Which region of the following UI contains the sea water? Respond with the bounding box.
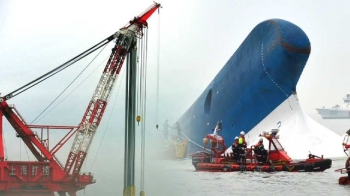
[80,119,350,196]
[82,155,349,196]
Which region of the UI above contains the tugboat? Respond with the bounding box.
[190,129,332,172]
[336,129,350,185]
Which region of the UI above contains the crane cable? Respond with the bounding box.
[32,56,110,125]
[139,12,159,195]
[136,29,140,126]
[139,26,148,196]
[155,8,160,130]
[30,43,109,124]
[136,20,143,126]
[3,35,114,100]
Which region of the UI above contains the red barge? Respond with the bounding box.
[190,129,332,172]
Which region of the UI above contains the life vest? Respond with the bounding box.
[238,138,243,145]
[255,142,264,150]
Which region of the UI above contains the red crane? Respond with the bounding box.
[0,2,161,196]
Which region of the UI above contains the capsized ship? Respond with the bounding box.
[176,19,345,159]
[316,93,350,119]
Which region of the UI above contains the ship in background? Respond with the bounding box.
[176,19,345,159]
[316,93,350,119]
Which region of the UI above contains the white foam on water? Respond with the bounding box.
[245,94,346,159]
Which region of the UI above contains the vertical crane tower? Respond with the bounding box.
[0,2,161,196]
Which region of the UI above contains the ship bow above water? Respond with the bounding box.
[177,19,345,159]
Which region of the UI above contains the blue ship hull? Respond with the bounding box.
[178,19,311,153]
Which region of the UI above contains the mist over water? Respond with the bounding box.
[1,1,350,195]
[78,120,350,196]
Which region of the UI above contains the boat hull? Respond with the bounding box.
[339,176,350,185]
[316,108,350,119]
[192,157,332,172]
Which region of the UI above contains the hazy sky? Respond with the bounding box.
[2,0,350,122]
[1,0,350,195]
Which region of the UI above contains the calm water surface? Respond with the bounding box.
[143,157,350,196]
[81,121,350,196]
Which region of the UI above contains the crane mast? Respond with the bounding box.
[64,3,161,177]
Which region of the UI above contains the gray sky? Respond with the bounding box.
[2,0,350,122]
[1,0,350,194]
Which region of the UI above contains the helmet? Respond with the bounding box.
[259,138,263,142]
[240,131,245,135]
[235,136,238,140]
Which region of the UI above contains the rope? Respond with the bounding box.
[24,142,30,161]
[19,140,30,161]
[180,132,211,152]
[31,43,109,124]
[162,131,211,153]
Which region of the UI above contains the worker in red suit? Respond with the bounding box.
[344,144,350,149]
[343,129,350,180]
[343,129,350,149]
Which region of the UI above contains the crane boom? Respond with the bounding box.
[64,2,161,177]
[0,3,161,195]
